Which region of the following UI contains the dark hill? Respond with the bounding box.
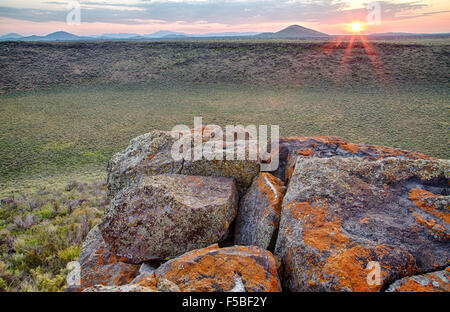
[256,25,329,39]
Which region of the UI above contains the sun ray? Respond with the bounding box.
[359,34,392,90]
[335,34,355,86]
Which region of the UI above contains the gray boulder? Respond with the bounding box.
[271,136,435,182]
[107,130,260,199]
[100,174,238,263]
[107,131,183,198]
[234,172,285,250]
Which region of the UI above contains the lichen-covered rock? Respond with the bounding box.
[106,131,183,198]
[155,244,282,292]
[71,225,140,291]
[234,173,285,250]
[100,175,238,263]
[129,272,181,292]
[275,157,449,292]
[182,159,259,196]
[386,268,449,292]
[82,284,157,292]
[180,127,260,195]
[271,136,435,182]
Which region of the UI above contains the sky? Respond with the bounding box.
[0,0,449,36]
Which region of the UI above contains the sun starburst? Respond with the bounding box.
[351,22,362,32]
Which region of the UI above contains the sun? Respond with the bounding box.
[351,22,362,32]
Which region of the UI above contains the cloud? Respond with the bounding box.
[0,0,446,26]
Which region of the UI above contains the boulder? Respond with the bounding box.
[179,127,260,195]
[271,136,435,182]
[181,159,259,196]
[155,244,282,292]
[275,157,449,292]
[107,131,183,198]
[71,225,140,291]
[107,129,260,198]
[234,173,285,250]
[100,174,238,263]
[82,285,156,292]
[130,272,181,292]
[386,268,449,292]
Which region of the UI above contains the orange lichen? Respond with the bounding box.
[95,246,130,265]
[158,245,280,292]
[339,142,435,160]
[322,245,417,292]
[280,136,434,160]
[359,217,370,224]
[412,212,449,239]
[283,200,421,291]
[409,189,449,224]
[81,262,139,290]
[296,149,315,157]
[284,149,315,181]
[144,154,155,162]
[323,245,380,291]
[285,201,349,251]
[339,142,363,154]
[131,272,158,289]
[256,173,284,226]
[393,270,450,292]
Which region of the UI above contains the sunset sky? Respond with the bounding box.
[0,0,449,36]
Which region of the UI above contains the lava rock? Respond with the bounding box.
[235,173,285,250]
[69,225,140,291]
[275,157,449,292]
[100,175,238,262]
[155,244,282,292]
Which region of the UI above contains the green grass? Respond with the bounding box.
[0,175,106,291]
[0,82,448,186]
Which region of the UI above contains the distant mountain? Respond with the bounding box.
[45,31,81,40]
[161,34,189,39]
[0,33,23,40]
[148,31,261,39]
[146,31,188,38]
[98,33,141,39]
[195,32,260,37]
[20,31,83,41]
[256,25,329,39]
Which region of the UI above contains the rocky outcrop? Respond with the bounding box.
[73,225,140,291]
[72,131,449,293]
[100,174,238,263]
[154,244,281,292]
[386,268,449,292]
[234,173,285,250]
[271,136,435,182]
[81,244,280,292]
[83,285,158,292]
[275,157,449,292]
